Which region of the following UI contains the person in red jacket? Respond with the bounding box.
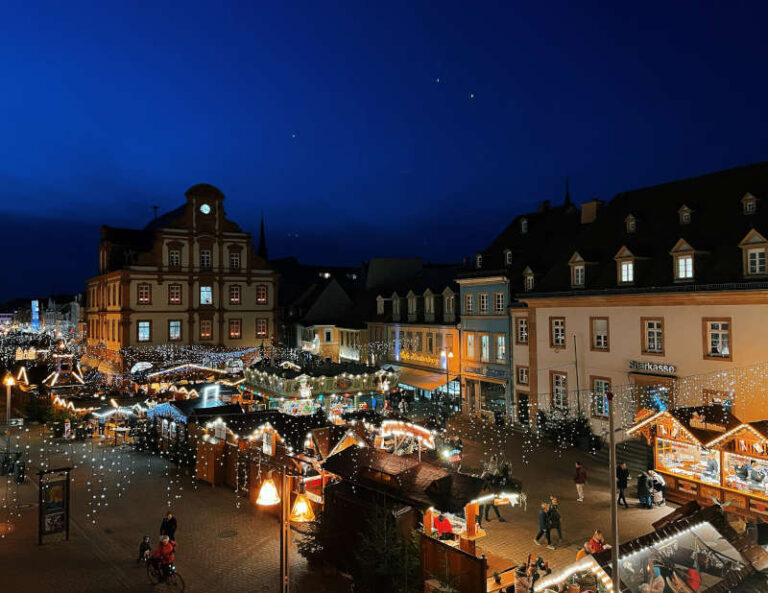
[149,535,176,581]
[574,461,588,502]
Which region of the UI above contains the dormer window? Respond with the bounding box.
[572,265,585,287]
[614,247,635,285]
[523,267,534,291]
[742,193,757,215]
[424,294,435,314]
[678,205,692,225]
[739,230,768,277]
[670,239,695,282]
[376,297,384,316]
[392,298,400,319]
[625,215,637,234]
[408,295,417,314]
[475,253,483,269]
[504,249,512,265]
[520,218,528,234]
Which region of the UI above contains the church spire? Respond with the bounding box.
[257,213,268,260]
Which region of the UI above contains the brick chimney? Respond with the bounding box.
[580,198,604,224]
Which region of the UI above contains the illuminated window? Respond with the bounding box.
[643,319,664,354]
[479,293,488,314]
[229,319,242,339]
[705,319,730,359]
[256,318,268,338]
[200,286,213,305]
[676,254,694,279]
[137,283,151,304]
[169,284,182,305]
[229,285,241,305]
[620,260,634,283]
[138,321,151,342]
[591,317,608,350]
[480,335,490,362]
[169,320,181,341]
[199,319,212,340]
[496,334,506,361]
[256,285,268,304]
[525,273,534,291]
[625,215,637,233]
[517,366,529,385]
[466,333,475,359]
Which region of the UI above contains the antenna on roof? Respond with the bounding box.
[152,205,159,220]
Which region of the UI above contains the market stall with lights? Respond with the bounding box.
[626,405,742,507]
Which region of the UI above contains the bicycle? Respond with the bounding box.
[147,561,185,592]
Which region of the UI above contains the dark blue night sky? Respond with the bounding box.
[0,1,766,301]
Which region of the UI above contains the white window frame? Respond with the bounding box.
[706,320,730,358]
[494,292,504,314]
[620,260,634,283]
[592,318,608,350]
[644,319,663,354]
[525,274,534,291]
[480,334,490,362]
[479,293,489,314]
[464,294,474,314]
[505,250,513,265]
[229,251,240,270]
[229,284,241,305]
[573,265,585,287]
[169,249,181,267]
[376,299,384,315]
[256,284,268,304]
[137,283,151,304]
[520,218,528,233]
[256,319,268,338]
[550,318,565,348]
[466,334,475,359]
[229,319,242,339]
[517,366,529,385]
[676,254,694,280]
[592,379,611,417]
[138,321,151,342]
[200,319,213,340]
[496,334,506,362]
[517,318,528,344]
[169,284,182,305]
[748,248,766,275]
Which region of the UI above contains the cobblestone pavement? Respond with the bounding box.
[0,428,347,593]
[445,416,672,571]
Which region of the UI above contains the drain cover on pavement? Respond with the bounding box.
[218,530,238,538]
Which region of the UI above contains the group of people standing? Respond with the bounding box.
[137,511,178,580]
[533,497,562,550]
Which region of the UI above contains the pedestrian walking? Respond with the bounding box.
[548,496,562,543]
[160,511,177,541]
[617,462,630,509]
[533,502,555,549]
[574,461,587,502]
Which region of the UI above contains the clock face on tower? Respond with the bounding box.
[200,203,211,214]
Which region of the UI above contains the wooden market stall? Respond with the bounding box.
[625,405,768,516]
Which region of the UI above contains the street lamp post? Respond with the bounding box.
[607,391,620,591]
[256,467,315,593]
[3,374,14,451]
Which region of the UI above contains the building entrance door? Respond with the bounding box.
[629,373,676,412]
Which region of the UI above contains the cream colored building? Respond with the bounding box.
[501,162,768,433]
[85,184,277,371]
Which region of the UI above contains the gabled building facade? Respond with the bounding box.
[85,184,277,371]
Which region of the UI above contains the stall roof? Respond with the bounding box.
[669,405,742,444]
[322,447,485,513]
[221,410,331,450]
[189,404,244,421]
[389,365,457,391]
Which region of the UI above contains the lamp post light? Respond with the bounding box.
[256,467,315,593]
[606,392,620,591]
[3,374,15,424]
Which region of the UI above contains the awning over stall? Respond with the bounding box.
[390,365,456,391]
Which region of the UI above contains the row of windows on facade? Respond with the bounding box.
[168,248,243,270]
[89,317,269,342]
[129,283,269,306]
[461,292,505,315]
[462,332,507,363]
[511,316,730,359]
[396,331,455,356]
[385,294,456,318]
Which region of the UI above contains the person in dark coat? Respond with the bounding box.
[534,502,554,549]
[548,496,562,542]
[637,472,653,509]
[574,461,587,502]
[617,462,630,509]
[160,511,177,541]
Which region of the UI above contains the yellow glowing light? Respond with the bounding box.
[289,493,315,523]
[256,478,280,506]
[3,375,15,387]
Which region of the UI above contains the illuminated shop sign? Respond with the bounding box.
[628,360,676,374]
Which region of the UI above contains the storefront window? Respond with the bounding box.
[724,452,768,499]
[656,438,719,484]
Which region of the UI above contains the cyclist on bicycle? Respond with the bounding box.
[149,535,176,581]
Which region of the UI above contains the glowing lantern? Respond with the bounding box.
[289,493,315,523]
[256,477,280,506]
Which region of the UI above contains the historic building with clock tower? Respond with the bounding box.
[84,183,277,373]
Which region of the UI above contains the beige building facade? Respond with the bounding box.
[86,184,277,370]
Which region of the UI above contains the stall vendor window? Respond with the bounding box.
[724,452,768,499]
[656,438,719,484]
